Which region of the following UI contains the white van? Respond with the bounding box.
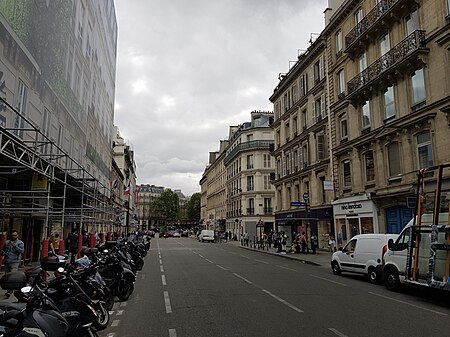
[331,233,399,283]
[198,230,215,243]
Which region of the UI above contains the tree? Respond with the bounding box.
[152,189,180,221]
[187,192,201,221]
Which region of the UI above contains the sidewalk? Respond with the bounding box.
[225,239,332,267]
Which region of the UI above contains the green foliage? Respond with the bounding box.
[187,193,201,221]
[152,189,180,221]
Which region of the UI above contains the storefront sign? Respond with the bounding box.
[31,173,48,191]
[323,180,334,191]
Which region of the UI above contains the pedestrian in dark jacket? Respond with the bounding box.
[1,230,24,298]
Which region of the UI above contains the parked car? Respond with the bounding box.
[173,231,181,238]
[181,230,189,237]
[198,230,215,243]
[331,233,399,284]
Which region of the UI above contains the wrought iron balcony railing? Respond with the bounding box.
[345,0,401,50]
[223,140,274,165]
[347,30,426,96]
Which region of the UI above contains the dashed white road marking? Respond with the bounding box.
[254,259,269,264]
[106,333,115,337]
[141,274,145,280]
[169,328,177,337]
[160,265,164,273]
[328,328,348,337]
[233,273,253,285]
[111,319,120,327]
[368,291,447,316]
[162,274,167,286]
[216,264,228,271]
[120,302,127,307]
[159,259,163,264]
[309,274,347,287]
[198,254,204,258]
[116,310,124,316]
[262,289,303,313]
[276,265,297,272]
[164,291,172,314]
[240,255,250,259]
[205,258,213,263]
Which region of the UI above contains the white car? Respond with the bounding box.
[331,233,399,284]
[173,232,181,238]
[198,230,215,243]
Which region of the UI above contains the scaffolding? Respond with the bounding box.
[0,96,123,262]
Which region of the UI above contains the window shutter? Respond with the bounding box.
[317,134,324,161]
[319,55,325,79]
[321,93,326,117]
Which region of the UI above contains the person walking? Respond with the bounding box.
[1,230,24,298]
[67,230,79,263]
[310,233,317,254]
[329,234,336,253]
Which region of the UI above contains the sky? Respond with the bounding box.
[113,0,329,196]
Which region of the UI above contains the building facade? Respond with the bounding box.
[136,184,165,230]
[324,0,450,247]
[224,111,275,240]
[269,36,334,249]
[0,0,118,260]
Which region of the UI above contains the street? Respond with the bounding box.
[100,237,450,337]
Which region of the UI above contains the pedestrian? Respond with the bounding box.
[82,231,89,247]
[1,230,24,298]
[67,230,79,263]
[243,231,249,247]
[329,234,336,253]
[300,232,309,254]
[310,233,317,254]
[52,233,60,254]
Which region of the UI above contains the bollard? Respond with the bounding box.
[58,239,65,255]
[89,233,96,248]
[77,233,83,258]
[100,232,105,243]
[41,239,49,282]
[107,232,112,241]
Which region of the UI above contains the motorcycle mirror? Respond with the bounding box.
[21,286,32,293]
[57,267,65,273]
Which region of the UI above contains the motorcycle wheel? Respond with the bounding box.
[93,301,110,331]
[80,327,99,337]
[116,278,133,301]
[102,288,115,311]
[136,258,144,271]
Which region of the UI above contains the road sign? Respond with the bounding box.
[303,192,309,201]
[291,201,306,207]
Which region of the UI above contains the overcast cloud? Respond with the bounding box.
[114,0,328,196]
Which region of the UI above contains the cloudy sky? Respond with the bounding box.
[113,0,328,196]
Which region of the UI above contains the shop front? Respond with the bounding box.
[275,207,333,249]
[332,194,378,249]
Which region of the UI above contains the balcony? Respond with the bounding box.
[224,140,274,165]
[263,207,273,214]
[347,30,428,106]
[345,0,418,57]
[246,208,255,215]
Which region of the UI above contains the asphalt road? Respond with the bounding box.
[100,237,450,337]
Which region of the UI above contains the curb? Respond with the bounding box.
[238,245,324,266]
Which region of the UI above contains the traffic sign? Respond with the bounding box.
[291,201,306,207]
[303,192,309,201]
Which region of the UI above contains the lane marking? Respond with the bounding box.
[276,265,297,272]
[368,291,447,316]
[216,264,228,271]
[111,319,120,327]
[164,291,172,313]
[328,328,349,337]
[159,259,163,264]
[198,254,204,258]
[169,329,177,337]
[240,255,250,259]
[116,310,124,316]
[262,289,303,313]
[106,333,115,337]
[254,259,269,264]
[160,265,164,273]
[120,302,127,307]
[233,273,253,285]
[205,258,214,263]
[162,274,167,286]
[309,274,347,287]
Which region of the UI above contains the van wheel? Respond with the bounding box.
[384,268,400,291]
[331,261,341,275]
[368,267,379,284]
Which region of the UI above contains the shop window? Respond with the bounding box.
[361,217,374,234]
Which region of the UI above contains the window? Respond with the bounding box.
[292,84,298,103]
[247,175,254,191]
[293,116,298,135]
[263,175,270,190]
[264,198,272,214]
[263,154,271,168]
[355,8,363,24]
[317,133,325,161]
[358,52,367,72]
[387,142,401,176]
[337,70,345,95]
[448,0,450,15]
[313,56,325,84]
[285,123,290,141]
[405,10,419,36]
[411,68,425,104]
[300,74,308,96]
[342,160,351,188]
[361,101,371,128]
[247,198,255,215]
[364,152,375,183]
[314,94,325,122]
[336,30,343,54]
[247,155,253,169]
[246,134,253,142]
[301,109,307,130]
[417,131,433,168]
[340,113,348,140]
[14,80,28,138]
[379,33,390,56]
[301,143,309,168]
[384,86,396,120]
